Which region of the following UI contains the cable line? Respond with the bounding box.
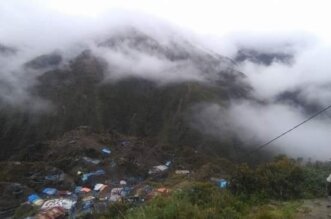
[242,104,331,158]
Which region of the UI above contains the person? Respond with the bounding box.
[327,174,331,207]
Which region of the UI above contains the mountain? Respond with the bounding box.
[0,28,251,160]
[24,52,62,70]
[235,48,293,65]
[0,43,16,56]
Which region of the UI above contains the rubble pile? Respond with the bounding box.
[0,128,229,218]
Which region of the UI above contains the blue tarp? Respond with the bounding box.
[28,194,40,203]
[42,188,57,195]
[217,179,228,188]
[101,148,111,154]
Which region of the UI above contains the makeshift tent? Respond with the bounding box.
[217,179,228,188]
[156,187,169,193]
[175,170,190,175]
[42,188,57,196]
[41,198,76,210]
[81,169,105,181]
[327,174,331,183]
[148,165,168,174]
[28,194,44,206]
[81,187,91,193]
[98,186,111,201]
[82,196,95,202]
[210,177,229,188]
[57,191,72,196]
[101,148,111,154]
[93,184,107,191]
[82,157,101,165]
[45,173,64,182]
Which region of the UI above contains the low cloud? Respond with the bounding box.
[192,101,331,160]
[192,35,331,160]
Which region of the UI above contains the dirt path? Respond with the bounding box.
[296,199,331,219]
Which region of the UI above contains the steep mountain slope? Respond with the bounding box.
[0,28,251,160]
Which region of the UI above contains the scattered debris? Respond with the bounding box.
[175,170,190,175]
[81,169,105,181]
[82,196,95,202]
[156,187,170,194]
[57,191,72,196]
[35,207,65,219]
[42,188,57,196]
[82,156,101,165]
[45,174,65,182]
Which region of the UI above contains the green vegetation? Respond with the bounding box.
[93,155,330,219]
[231,155,330,200]
[95,182,301,219]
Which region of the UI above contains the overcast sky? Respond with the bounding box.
[1,0,331,42]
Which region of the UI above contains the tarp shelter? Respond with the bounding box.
[175,170,190,175]
[120,180,127,186]
[101,148,111,154]
[327,174,331,182]
[45,173,64,182]
[28,194,44,206]
[82,157,101,165]
[57,191,72,196]
[82,196,95,202]
[81,187,92,193]
[111,188,123,196]
[217,179,228,188]
[42,188,57,196]
[98,186,111,201]
[35,207,65,219]
[94,184,107,191]
[81,169,105,181]
[148,165,168,174]
[41,198,76,210]
[156,187,170,194]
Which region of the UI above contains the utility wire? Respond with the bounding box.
[242,104,331,159]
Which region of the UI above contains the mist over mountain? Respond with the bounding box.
[1,5,331,161]
[0,24,253,161]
